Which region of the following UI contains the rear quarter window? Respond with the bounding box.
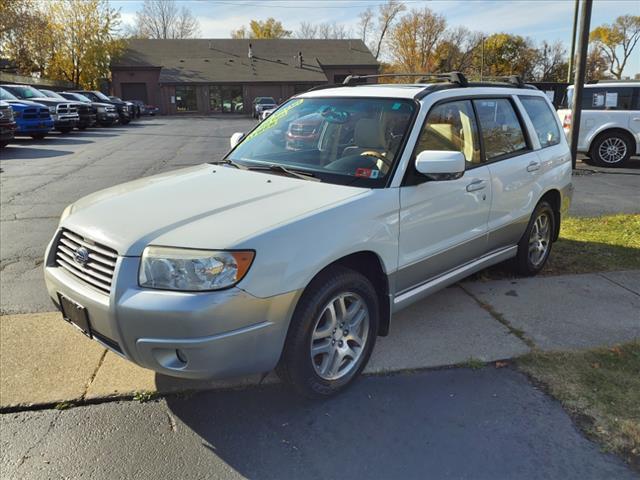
[582,87,634,110]
[519,96,561,148]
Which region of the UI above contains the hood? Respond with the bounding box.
[4,99,48,110]
[21,97,66,107]
[63,164,366,256]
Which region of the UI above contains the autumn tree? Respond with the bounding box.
[433,26,482,74]
[358,0,405,59]
[534,41,568,81]
[46,0,124,88]
[296,22,351,39]
[585,46,610,81]
[131,0,200,39]
[0,0,54,76]
[388,7,446,73]
[590,15,640,79]
[231,18,291,39]
[481,33,538,79]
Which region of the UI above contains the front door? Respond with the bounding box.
[397,99,491,294]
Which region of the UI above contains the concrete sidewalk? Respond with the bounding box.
[1,271,638,409]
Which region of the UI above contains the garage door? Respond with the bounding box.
[121,83,148,103]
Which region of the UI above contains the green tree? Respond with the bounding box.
[590,15,640,79]
[231,18,291,39]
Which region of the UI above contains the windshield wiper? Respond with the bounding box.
[210,159,247,170]
[249,164,321,182]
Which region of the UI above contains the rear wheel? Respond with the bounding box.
[514,201,555,276]
[590,132,633,167]
[276,266,379,398]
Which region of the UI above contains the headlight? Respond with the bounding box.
[97,106,106,113]
[14,110,22,118]
[59,204,74,225]
[139,246,255,291]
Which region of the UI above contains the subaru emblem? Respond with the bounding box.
[74,247,90,265]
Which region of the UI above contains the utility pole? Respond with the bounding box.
[569,0,593,169]
[567,0,580,82]
[480,36,485,81]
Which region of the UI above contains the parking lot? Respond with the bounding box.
[1,116,638,315]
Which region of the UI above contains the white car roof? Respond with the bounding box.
[299,83,545,100]
[568,82,639,89]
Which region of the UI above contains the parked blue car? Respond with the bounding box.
[0,87,54,139]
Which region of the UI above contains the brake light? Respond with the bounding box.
[562,112,572,130]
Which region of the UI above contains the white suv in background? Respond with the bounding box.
[45,73,572,397]
[558,81,640,167]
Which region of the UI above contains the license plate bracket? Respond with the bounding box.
[58,294,92,337]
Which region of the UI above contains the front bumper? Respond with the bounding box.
[54,115,79,129]
[97,112,118,124]
[0,121,16,140]
[15,118,53,134]
[44,234,300,379]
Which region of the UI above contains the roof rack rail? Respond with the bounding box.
[478,75,527,87]
[342,71,468,87]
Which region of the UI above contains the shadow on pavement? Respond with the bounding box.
[161,368,634,479]
[0,146,75,160]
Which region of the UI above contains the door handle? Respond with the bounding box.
[466,179,486,192]
[526,161,541,172]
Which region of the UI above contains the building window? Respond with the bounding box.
[175,86,197,112]
[209,86,243,113]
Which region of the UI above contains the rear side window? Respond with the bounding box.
[519,96,561,148]
[582,87,634,110]
[473,99,528,161]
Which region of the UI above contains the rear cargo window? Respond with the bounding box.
[519,96,561,148]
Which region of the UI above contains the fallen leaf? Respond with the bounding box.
[495,361,508,368]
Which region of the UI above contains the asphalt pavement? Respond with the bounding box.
[1,368,635,480]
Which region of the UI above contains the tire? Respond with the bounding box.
[31,134,46,140]
[121,119,130,125]
[514,200,556,276]
[276,266,379,398]
[58,128,72,134]
[590,132,633,167]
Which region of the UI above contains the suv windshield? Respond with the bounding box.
[0,87,18,101]
[63,92,91,102]
[40,89,65,100]
[91,91,112,102]
[4,85,46,99]
[227,97,415,187]
[257,97,276,104]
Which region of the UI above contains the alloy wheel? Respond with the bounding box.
[310,292,369,381]
[598,137,627,164]
[528,212,551,267]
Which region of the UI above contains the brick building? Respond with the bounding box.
[110,39,379,115]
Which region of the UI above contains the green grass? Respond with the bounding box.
[545,214,640,275]
[518,342,640,469]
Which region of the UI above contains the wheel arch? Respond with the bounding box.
[588,127,637,155]
[538,189,562,241]
[303,251,392,337]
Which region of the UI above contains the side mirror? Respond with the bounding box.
[415,150,465,180]
[230,132,245,149]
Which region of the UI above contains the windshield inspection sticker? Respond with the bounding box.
[355,168,379,178]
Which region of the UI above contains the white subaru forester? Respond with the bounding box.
[45,73,572,397]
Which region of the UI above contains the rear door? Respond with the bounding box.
[397,99,491,294]
[473,97,541,250]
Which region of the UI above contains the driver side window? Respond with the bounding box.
[415,100,481,166]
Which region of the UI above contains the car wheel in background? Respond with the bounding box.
[30,134,46,140]
[590,132,633,167]
[276,266,379,398]
[514,200,556,276]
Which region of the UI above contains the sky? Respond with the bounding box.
[112,0,640,77]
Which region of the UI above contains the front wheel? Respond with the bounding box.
[276,266,379,398]
[590,132,632,167]
[514,201,556,276]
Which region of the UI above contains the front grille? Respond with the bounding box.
[55,230,118,294]
[56,103,77,114]
[39,107,50,119]
[24,108,37,119]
